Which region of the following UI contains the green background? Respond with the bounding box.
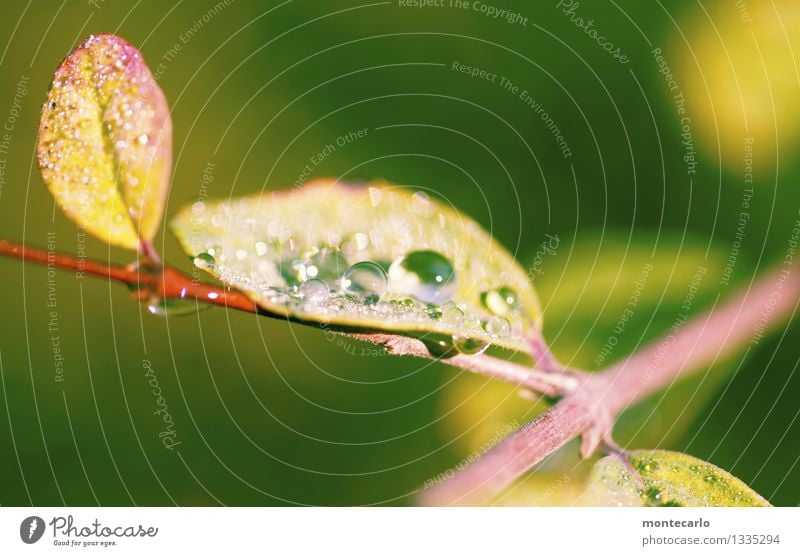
[0,0,798,506]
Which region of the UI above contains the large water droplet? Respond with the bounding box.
[304,247,348,283]
[341,261,387,303]
[481,286,519,317]
[388,250,456,303]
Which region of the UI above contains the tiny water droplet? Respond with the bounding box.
[341,261,387,304]
[640,459,660,473]
[481,286,519,317]
[299,278,329,304]
[353,232,369,250]
[193,251,215,268]
[388,250,456,304]
[411,191,432,216]
[485,316,511,336]
[368,186,382,207]
[645,487,662,503]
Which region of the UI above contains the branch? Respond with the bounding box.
[0,238,259,313]
[418,265,800,505]
[351,333,580,396]
[0,238,577,397]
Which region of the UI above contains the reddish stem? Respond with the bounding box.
[0,238,258,313]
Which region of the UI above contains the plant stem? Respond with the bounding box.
[0,238,577,397]
[418,265,800,505]
[351,333,580,396]
[0,238,257,312]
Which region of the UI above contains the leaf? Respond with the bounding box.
[586,450,771,507]
[37,34,172,250]
[171,180,541,352]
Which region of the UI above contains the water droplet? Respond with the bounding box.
[137,134,149,145]
[353,232,369,250]
[454,316,488,355]
[454,334,489,355]
[193,251,215,269]
[368,186,382,207]
[341,261,387,303]
[481,286,519,317]
[388,250,456,304]
[148,296,209,317]
[304,247,349,284]
[440,301,464,325]
[485,316,511,336]
[645,487,662,503]
[640,460,660,473]
[299,278,329,304]
[411,191,432,216]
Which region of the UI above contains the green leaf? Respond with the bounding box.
[37,34,172,250]
[171,180,541,352]
[586,450,771,507]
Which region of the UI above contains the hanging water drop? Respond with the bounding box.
[388,250,456,303]
[453,316,489,355]
[341,261,387,303]
[147,296,210,317]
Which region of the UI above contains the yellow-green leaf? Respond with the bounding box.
[586,450,771,507]
[37,34,172,250]
[171,180,541,353]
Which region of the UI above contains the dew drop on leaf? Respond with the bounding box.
[388,250,457,304]
[481,286,520,317]
[299,278,329,304]
[193,251,215,269]
[341,261,387,303]
[441,301,464,325]
[303,247,348,284]
[485,316,511,335]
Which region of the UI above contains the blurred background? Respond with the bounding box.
[0,0,798,506]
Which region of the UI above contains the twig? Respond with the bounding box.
[418,265,800,505]
[0,238,579,397]
[351,333,580,396]
[0,238,257,313]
